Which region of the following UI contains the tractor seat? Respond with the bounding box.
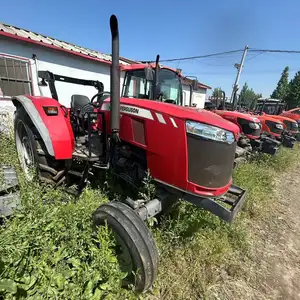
[70,94,95,117]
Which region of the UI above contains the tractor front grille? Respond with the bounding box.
[187,134,236,189]
[266,120,282,135]
[237,117,261,137]
[283,120,298,131]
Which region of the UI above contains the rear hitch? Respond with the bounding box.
[0,166,21,217]
[183,185,247,223]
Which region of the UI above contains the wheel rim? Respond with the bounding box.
[15,121,35,180]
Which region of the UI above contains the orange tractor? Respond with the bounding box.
[205,90,281,158]
[254,98,298,147]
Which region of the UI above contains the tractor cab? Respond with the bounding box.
[255,98,287,115]
[121,62,198,106]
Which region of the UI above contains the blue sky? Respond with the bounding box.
[1,0,300,97]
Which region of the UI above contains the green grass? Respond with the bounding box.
[0,132,299,300]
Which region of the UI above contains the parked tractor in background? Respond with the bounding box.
[254,98,298,147]
[280,106,300,131]
[204,90,281,160]
[11,15,247,293]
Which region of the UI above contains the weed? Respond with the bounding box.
[1,131,299,299]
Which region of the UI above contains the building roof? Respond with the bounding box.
[0,21,211,89]
[0,21,128,65]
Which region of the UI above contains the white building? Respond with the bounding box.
[182,80,211,108]
[0,22,210,109]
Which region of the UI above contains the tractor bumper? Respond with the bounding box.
[260,136,281,155]
[280,133,296,148]
[183,184,247,223]
[251,136,280,155]
[0,166,20,218]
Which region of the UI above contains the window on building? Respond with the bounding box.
[0,55,32,98]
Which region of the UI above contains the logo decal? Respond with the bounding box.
[101,102,154,120]
[121,106,139,114]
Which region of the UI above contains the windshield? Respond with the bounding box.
[257,102,285,115]
[122,68,182,105]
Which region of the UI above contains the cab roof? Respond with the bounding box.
[121,63,211,90]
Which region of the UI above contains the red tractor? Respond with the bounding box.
[203,91,281,158]
[280,107,300,140]
[254,98,298,147]
[12,15,247,292]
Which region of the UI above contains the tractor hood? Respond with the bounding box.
[256,114,284,124]
[265,114,297,124]
[101,98,240,135]
[185,107,240,133]
[214,110,260,123]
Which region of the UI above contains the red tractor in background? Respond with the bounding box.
[204,90,281,159]
[281,106,300,141]
[253,98,298,147]
[11,15,247,292]
[216,93,296,149]
[281,107,300,129]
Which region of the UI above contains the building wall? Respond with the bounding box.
[0,36,125,108]
[182,84,207,108]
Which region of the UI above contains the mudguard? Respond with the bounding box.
[12,95,74,160]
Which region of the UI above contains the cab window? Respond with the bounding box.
[158,69,182,105]
[122,69,152,99]
[122,68,182,105]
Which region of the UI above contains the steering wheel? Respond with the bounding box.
[90,91,111,107]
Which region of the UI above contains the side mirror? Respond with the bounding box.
[144,67,154,81]
[192,80,198,91]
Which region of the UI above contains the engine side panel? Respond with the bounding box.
[12,95,74,159]
[101,100,188,190]
[100,98,236,196]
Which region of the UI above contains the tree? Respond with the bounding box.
[238,82,261,108]
[212,87,223,98]
[270,66,289,100]
[286,71,300,108]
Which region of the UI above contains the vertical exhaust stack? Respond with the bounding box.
[153,54,160,100]
[221,90,225,110]
[110,15,120,142]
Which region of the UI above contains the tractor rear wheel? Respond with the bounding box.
[14,106,66,185]
[92,202,159,293]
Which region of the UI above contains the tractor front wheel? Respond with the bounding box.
[14,107,66,185]
[92,202,159,293]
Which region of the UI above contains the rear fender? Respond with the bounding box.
[12,95,74,159]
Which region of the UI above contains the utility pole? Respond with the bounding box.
[230,45,248,109]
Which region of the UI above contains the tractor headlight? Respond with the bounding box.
[275,123,283,130]
[249,122,261,130]
[186,121,235,144]
[292,122,298,128]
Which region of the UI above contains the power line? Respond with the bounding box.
[143,49,243,63]
[249,48,300,54]
[144,48,300,64]
[245,52,265,61]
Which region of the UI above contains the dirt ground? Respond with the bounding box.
[251,165,300,300]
